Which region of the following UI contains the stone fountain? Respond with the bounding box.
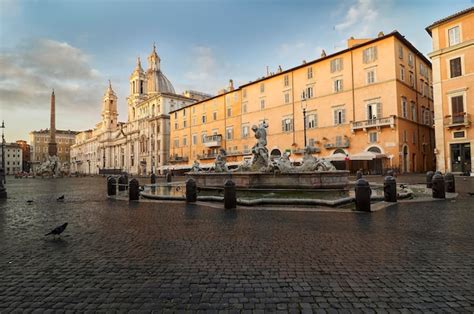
[186,122,349,189]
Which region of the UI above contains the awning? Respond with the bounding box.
[324,153,348,161]
[349,152,387,161]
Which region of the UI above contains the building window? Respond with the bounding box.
[330,58,343,73]
[201,133,206,143]
[451,95,464,123]
[401,97,408,118]
[453,131,465,139]
[398,45,404,59]
[242,89,247,98]
[242,102,247,113]
[183,120,187,128]
[227,107,231,117]
[448,26,460,46]
[366,69,376,84]
[449,57,462,78]
[173,139,179,148]
[242,125,249,138]
[213,112,217,120]
[183,108,186,117]
[260,83,265,93]
[284,92,290,104]
[283,75,289,87]
[333,79,343,93]
[307,114,317,129]
[363,46,377,63]
[400,66,405,81]
[201,115,206,124]
[174,112,177,119]
[174,122,178,130]
[307,67,313,79]
[412,131,416,144]
[260,99,265,110]
[281,117,293,132]
[369,132,378,143]
[226,127,233,140]
[192,134,197,145]
[183,137,187,146]
[411,102,417,122]
[409,73,414,87]
[304,86,314,98]
[408,52,414,66]
[367,103,381,120]
[333,108,345,125]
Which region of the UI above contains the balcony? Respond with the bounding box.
[168,155,189,163]
[203,134,222,147]
[292,146,321,154]
[351,115,396,132]
[197,153,218,160]
[445,113,471,128]
[323,137,350,149]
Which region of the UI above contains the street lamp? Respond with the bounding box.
[87,159,91,175]
[1,120,5,184]
[301,93,308,148]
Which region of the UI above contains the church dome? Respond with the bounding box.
[147,69,175,94]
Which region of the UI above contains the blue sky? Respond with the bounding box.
[0,0,472,141]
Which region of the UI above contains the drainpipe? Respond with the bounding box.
[291,72,296,146]
[414,56,421,173]
[350,50,355,123]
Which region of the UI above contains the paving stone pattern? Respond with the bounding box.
[0,177,473,312]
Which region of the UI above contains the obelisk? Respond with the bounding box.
[48,89,57,157]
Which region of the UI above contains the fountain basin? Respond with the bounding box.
[185,171,349,189]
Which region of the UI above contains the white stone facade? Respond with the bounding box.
[0,143,23,175]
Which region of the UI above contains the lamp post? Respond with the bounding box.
[1,120,5,184]
[301,93,308,148]
[87,159,91,175]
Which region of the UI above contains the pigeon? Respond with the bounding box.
[468,192,474,196]
[45,223,68,237]
[27,200,34,204]
[57,195,65,201]
[400,184,408,189]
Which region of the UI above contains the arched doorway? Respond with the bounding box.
[367,146,383,174]
[367,146,381,153]
[270,149,282,160]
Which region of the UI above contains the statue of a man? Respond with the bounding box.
[251,121,269,170]
[214,149,229,172]
[190,160,202,173]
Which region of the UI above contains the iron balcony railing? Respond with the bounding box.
[168,155,189,163]
[197,153,218,160]
[203,134,222,147]
[324,138,350,149]
[351,115,396,132]
[445,112,471,128]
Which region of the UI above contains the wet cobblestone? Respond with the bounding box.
[0,176,473,312]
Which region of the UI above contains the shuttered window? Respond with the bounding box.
[451,95,464,123]
[333,109,345,125]
[450,57,462,78]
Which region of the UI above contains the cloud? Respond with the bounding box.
[334,0,379,37]
[0,38,102,111]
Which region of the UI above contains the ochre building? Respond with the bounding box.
[427,7,473,174]
[169,31,435,174]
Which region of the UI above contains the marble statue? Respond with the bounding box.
[250,121,270,171]
[190,160,202,173]
[37,155,62,177]
[214,149,229,172]
[271,152,293,174]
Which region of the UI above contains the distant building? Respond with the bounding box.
[182,90,213,102]
[29,129,78,166]
[0,143,22,174]
[15,140,31,172]
[426,7,473,174]
[70,45,205,175]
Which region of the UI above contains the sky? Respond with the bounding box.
[0,0,472,142]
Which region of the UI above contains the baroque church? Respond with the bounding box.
[70,45,209,175]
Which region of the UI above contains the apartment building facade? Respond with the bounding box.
[169,31,435,174]
[427,7,473,174]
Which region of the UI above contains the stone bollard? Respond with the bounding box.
[356,170,363,180]
[224,179,237,209]
[444,172,455,193]
[129,178,140,201]
[118,175,127,191]
[166,172,172,183]
[426,171,434,188]
[186,178,197,203]
[107,176,117,196]
[383,175,397,202]
[434,170,442,176]
[0,179,7,199]
[431,173,445,199]
[150,173,156,185]
[387,170,394,177]
[355,178,371,212]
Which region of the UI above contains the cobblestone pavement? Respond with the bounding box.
[0,177,473,312]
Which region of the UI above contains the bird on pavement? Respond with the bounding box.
[468,192,474,196]
[27,200,34,204]
[400,184,408,189]
[57,195,65,201]
[45,223,68,237]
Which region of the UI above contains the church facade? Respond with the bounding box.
[70,45,205,175]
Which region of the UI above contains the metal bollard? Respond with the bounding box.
[431,173,445,199]
[224,179,237,209]
[426,171,434,188]
[0,179,7,199]
[186,178,197,203]
[118,175,127,191]
[386,170,394,177]
[129,178,140,201]
[356,170,363,180]
[444,172,455,193]
[107,176,117,196]
[383,175,397,202]
[355,178,371,212]
[166,172,172,183]
[150,173,156,185]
